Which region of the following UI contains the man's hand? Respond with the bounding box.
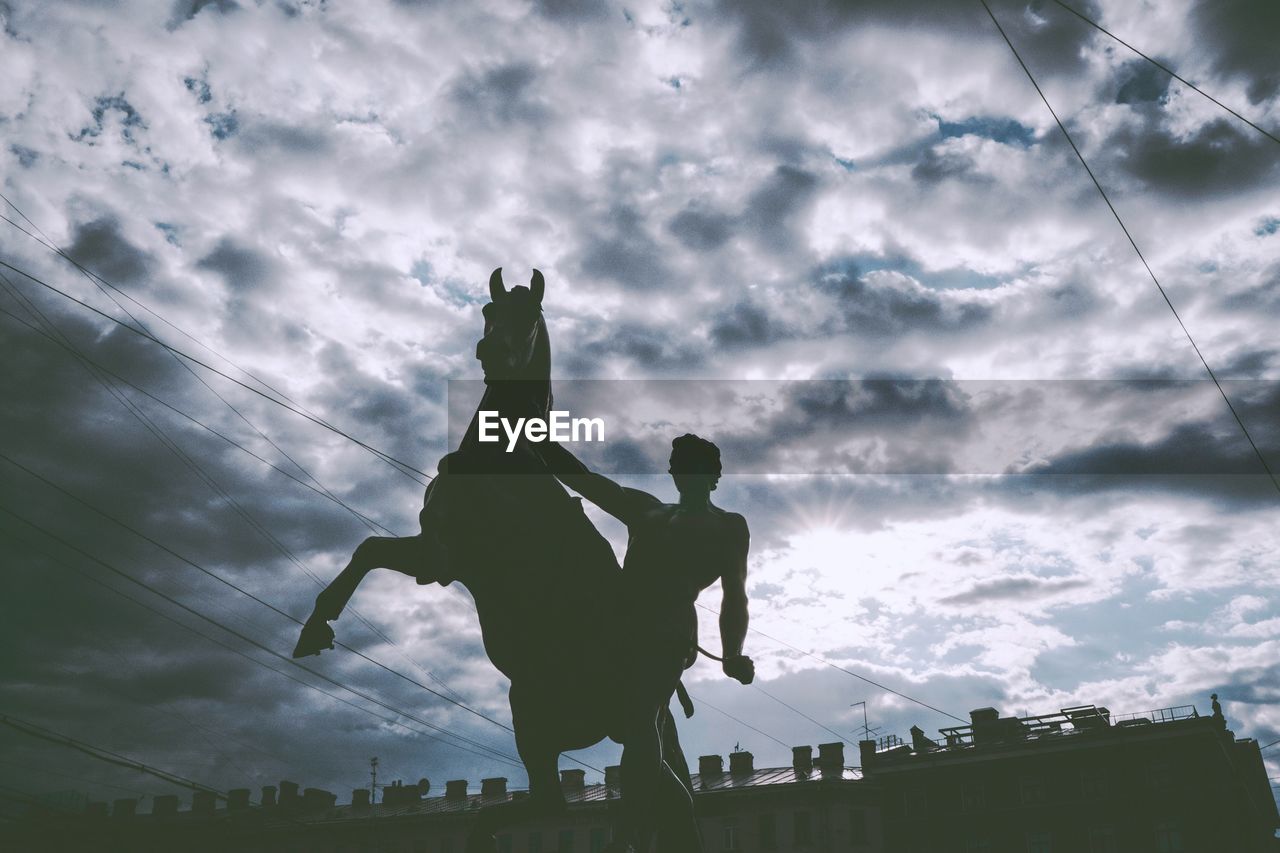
[723,654,754,685]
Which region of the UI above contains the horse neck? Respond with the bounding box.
[460,320,552,452]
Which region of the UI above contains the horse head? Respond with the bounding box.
[477,267,548,383]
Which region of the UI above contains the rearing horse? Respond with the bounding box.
[294,269,693,851]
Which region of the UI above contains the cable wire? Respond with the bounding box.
[0,257,431,485]
[0,506,525,768]
[978,0,1280,498]
[1047,0,1280,147]
[0,450,510,734]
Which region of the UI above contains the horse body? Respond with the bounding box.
[299,269,694,850]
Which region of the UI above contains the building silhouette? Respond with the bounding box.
[4,698,1276,852]
[860,701,1278,852]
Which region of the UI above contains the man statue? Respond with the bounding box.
[536,433,754,853]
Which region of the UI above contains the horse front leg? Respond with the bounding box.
[291,534,435,658]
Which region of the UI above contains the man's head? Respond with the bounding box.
[669,433,721,496]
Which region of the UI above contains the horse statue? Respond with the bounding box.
[293,268,695,852]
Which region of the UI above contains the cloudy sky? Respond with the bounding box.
[1,0,1278,813]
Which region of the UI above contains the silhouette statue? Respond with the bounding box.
[292,269,752,853]
[534,433,753,853]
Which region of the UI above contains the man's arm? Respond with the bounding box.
[534,441,658,526]
[720,514,753,684]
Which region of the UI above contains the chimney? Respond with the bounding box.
[192,791,217,815]
[697,755,723,778]
[278,780,300,807]
[445,780,468,800]
[859,740,876,768]
[560,769,586,791]
[729,751,754,776]
[261,786,277,808]
[792,745,813,775]
[818,742,845,773]
[481,778,507,799]
[605,765,623,787]
[303,789,336,810]
[910,726,937,753]
[112,798,137,819]
[352,789,370,809]
[227,789,250,811]
[153,795,179,816]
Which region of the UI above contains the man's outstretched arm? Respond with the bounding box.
[534,441,658,526]
[721,514,753,684]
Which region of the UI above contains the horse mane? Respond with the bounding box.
[524,312,552,417]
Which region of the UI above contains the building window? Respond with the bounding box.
[528,831,543,853]
[496,836,512,853]
[1154,821,1184,853]
[760,813,777,850]
[1080,767,1109,799]
[962,781,985,811]
[904,788,927,816]
[722,819,739,851]
[794,810,813,845]
[589,827,608,853]
[1020,776,1046,805]
[557,829,574,853]
[1025,830,1052,853]
[1088,825,1118,853]
[848,808,867,845]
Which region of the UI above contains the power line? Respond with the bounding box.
[977,0,1280,499]
[0,265,467,709]
[0,714,226,798]
[750,684,859,748]
[0,304,390,533]
[1047,0,1280,147]
[0,450,509,735]
[0,201,453,692]
[686,692,792,750]
[0,506,526,768]
[4,529,516,770]
[0,257,431,485]
[696,603,967,724]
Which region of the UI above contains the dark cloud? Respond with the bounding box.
[66,217,154,287]
[1106,117,1280,198]
[449,62,548,128]
[576,204,676,291]
[1113,59,1172,105]
[709,300,781,348]
[939,575,1091,606]
[817,262,994,337]
[668,206,734,252]
[740,165,820,252]
[709,0,1100,73]
[196,238,276,291]
[1190,0,1280,104]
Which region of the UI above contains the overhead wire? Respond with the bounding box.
[696,602,967,725]
[1047,0,1280,147]
[0,506,526,769]
[0,451,509,734]
[0,256,431,485]
[8,534,518,771]
[0,200,454,693]
[977,0,1280,498]
[0,298,473,705]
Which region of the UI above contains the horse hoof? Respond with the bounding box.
[292,617,335,658]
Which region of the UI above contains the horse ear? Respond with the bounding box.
[489,268,506,302]
[530,269,545,304]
